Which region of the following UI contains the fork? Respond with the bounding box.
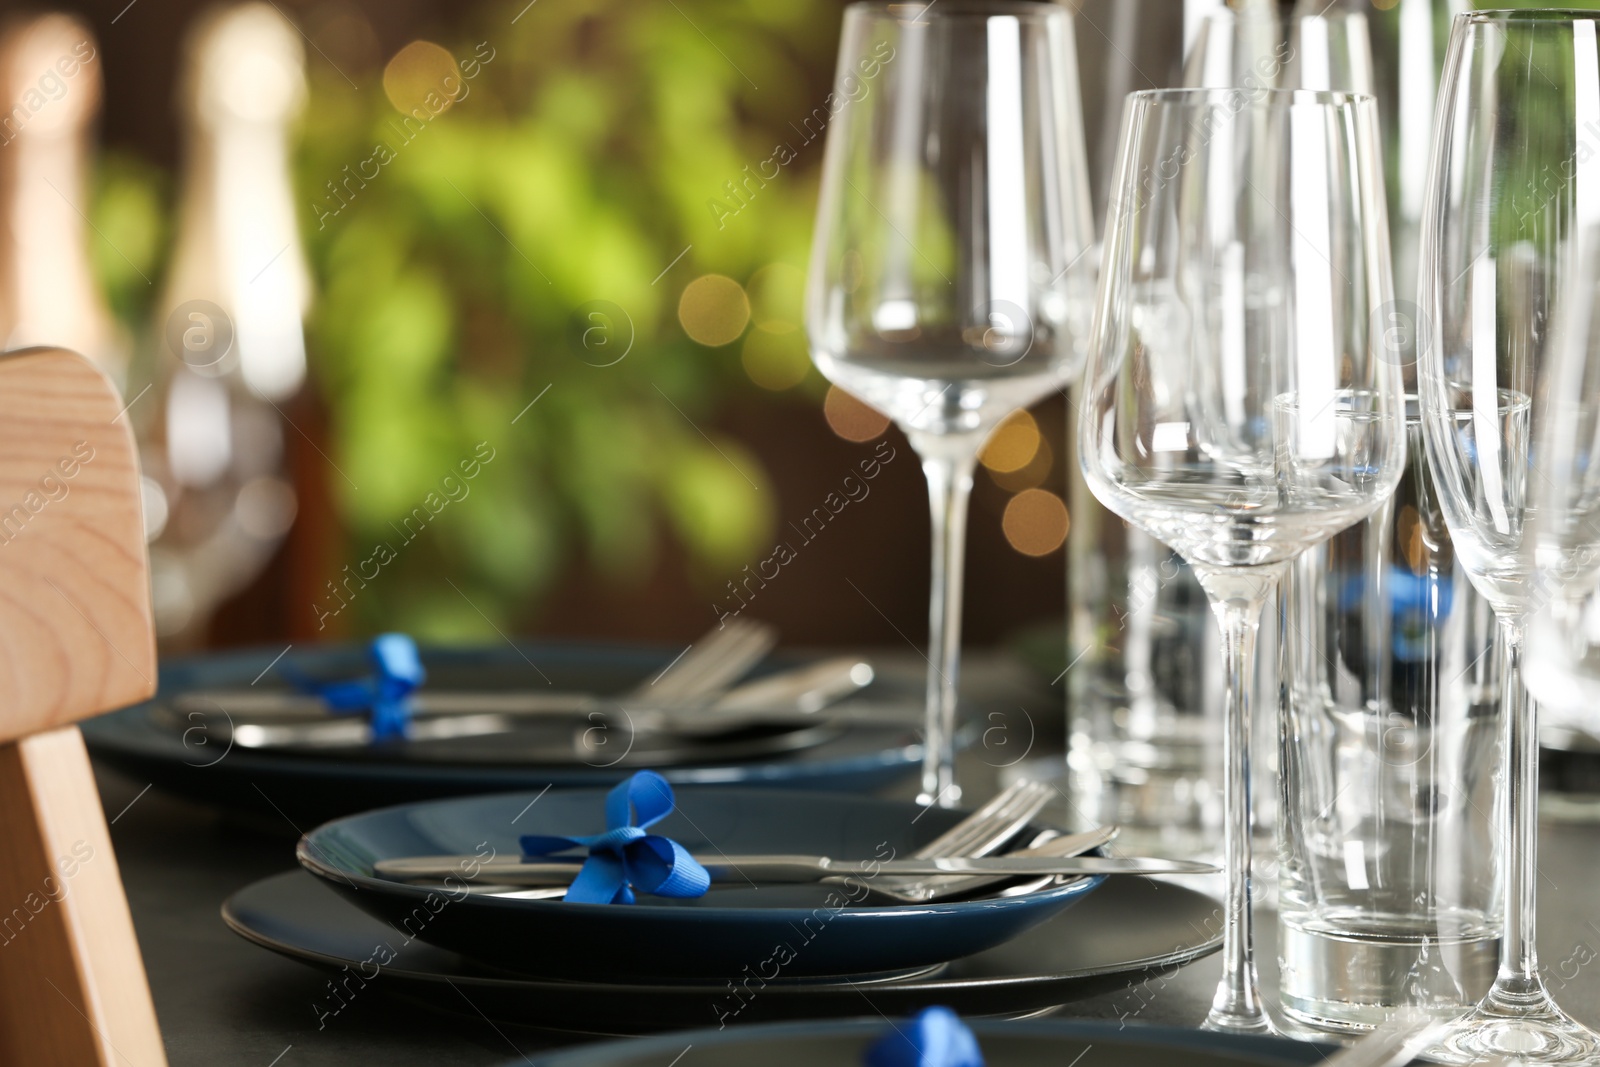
[181,618,779,727]
[419,779,1057,901]
[639,618,777,708]
[862,779,1056,903]
[461,825,1123,903]
[1319,1010,1452,1067]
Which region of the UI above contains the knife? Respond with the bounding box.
[174,657,883,730]
[372,853,1220,885]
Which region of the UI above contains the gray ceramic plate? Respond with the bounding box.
[522,1018,1335,1066]
[224,868,1221,1034]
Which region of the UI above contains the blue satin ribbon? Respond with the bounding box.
[279,633,425,741]
[520,771,711,904]
[866,1007,985,1067]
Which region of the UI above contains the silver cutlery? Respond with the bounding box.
[909,779,1053,857]
[868,778,1055,902]
[232,712,510,750]
[473,825,1120,902]
[1319,1010,1452,1067]
[187,618,779,720]
[893,825,1120,903]
[377,780,1088,900]
[181,620,907,749]
[185,656,876,728]
[643,618,778,706]
[374,852,1219,886]
[213,660,880,750]
[467,826,1124,904]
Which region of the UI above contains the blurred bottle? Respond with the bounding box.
[1059,0,1227,860]
[1182,0,1281,89]
[1336,0,1468,335]
[0,15,125,380]
[132,3,308,645]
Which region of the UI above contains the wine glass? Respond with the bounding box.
[1416,11,1600,1063]
[1080,88,1404,1033]
[806,1,1095,806]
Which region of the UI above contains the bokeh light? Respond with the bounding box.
[989,435,1053,493]
[1002,488,1070,557]
[741,328,810,391]
[979,410,1040,473]
[823,385,890,442]
[747,263,804,333]
[382,41,461,116]
[678,274,750,346]
[1397,504,1427,575]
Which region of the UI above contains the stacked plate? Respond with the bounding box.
[521,1018,1336,1067]
[224,787,1224,1033]
[83,639,933,824]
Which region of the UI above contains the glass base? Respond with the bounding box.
[1425,994,1600,1065]
[1276,911,1498,1034]
[1203,1005,1279,1035]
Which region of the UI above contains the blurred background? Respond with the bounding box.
[0,0,1494,655]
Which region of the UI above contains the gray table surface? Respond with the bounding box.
[92,654,1600,1066]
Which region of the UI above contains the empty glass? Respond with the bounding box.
[1416,11,1600,1063]
[1277,396,1501,1034]
[1268,1,1501,1034]
[807,1,1096,806]
[1081,88,1404,1033]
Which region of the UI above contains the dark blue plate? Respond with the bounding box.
[297,788,1103,981]
[522,1018,1336,1066]
[81,641,926,824]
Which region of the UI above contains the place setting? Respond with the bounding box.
[82,619,949,824]
[225,774,1224,1033]
[518,1009,1353,1067]
[19,1,1600,1066]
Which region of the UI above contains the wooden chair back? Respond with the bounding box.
[0,347,164,1065]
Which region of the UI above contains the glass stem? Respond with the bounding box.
[1485,615,1549,1007]
[1195,563,1284,1035]
[910,432,980,808]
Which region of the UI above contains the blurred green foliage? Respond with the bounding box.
[93,0,846,639]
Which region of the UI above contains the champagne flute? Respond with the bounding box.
[1416,11,1600,1063]
[806,1,1095,806]
[1080,88,1403,1032]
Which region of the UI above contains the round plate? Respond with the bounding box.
[81,642,924,824]
[524,1018,1332,1066]
[223,869,1222,1034]
[297,788,1103,981]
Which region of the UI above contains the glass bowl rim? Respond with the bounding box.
[845,1,1074,20]
[1465,9,1600,22]
[1127,87,1377,108]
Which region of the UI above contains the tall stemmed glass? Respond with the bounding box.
[1417,12,1600,1062]
[807,2,1095,806]
[1081,88,1404,1033]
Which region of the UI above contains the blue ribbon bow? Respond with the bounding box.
[519,771,711,904]
[866,1007,985,1067]
[279,634,425,742]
